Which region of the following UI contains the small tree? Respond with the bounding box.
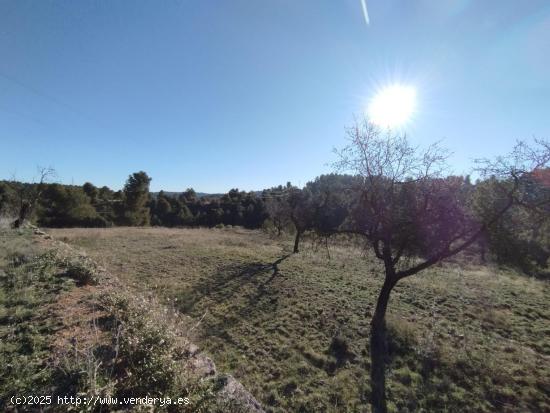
[82,182,99,204]
[265,193,291,236]
[155,193,173,225]
[334,119,550,413]
[287,188,315,253]
[12,166,56,228]
[265,179,349,252]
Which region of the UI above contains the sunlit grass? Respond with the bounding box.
[50,227,550,412]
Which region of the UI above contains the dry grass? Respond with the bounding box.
[1,228,264,412]
[48,226,550,412]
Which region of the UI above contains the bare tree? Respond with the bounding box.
[334,119,550,413]
[287,188,316,253]
[264,186,315,253]
[12,166,56,228]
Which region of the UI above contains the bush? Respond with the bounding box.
[54,253,99,285]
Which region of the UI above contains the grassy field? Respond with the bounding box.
[48,226,550,412]
[0,229,265,412]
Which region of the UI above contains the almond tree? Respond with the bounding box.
[334,119,550,413]
[264,185,315,253]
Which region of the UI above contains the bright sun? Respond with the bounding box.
[368,84,417,128]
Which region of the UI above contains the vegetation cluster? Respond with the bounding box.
[0,228,263,412]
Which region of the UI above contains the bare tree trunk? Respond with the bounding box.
[370,274,397,413]
[293,229,302,253]
[13,201,30,228]
[12,167,54,229]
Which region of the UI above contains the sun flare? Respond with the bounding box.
[368,84,417,128]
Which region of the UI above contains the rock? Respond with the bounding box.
[218,375,265,413]
[187,343,200,356]
[188,354,216,377]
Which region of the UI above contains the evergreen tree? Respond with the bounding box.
[38,184,106,227]
[121,171,152,226]
[82,182,98,204]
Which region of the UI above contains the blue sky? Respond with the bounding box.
[1,0,549,192]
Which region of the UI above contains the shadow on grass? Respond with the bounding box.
[177,253,291,312]
[175,254,292,339]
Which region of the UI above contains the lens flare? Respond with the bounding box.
[368,84,417,128]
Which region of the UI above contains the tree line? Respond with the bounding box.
[1,164,548,277]
[0,171,267,230]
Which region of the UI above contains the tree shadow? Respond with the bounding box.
[175,253,292,331]
[177,253,291,311]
